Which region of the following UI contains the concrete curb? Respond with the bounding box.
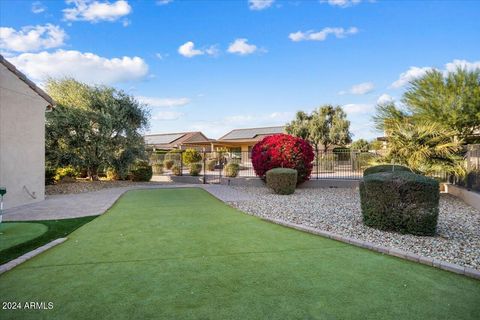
[0,238,67,275]
[261,217,480,280]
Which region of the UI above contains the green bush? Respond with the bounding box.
[352,152,377,171]
[266,168,297,195]
[363,164,411,177]
[359,171,439,236]
[189,163,202,176]
[130,162,153,182]
[55,166,78,182]
[206,159,216,171]
[171,164,182,176]
[45,167,56,185]
[224,163,239,177]
[152,163,163,174]
[106,168,119,180]
[163,159,174,170]
[182,148,202,165]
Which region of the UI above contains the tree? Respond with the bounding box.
[403,68,480,141]
[286,105,352,152]
[373,103,465,176]
[46,78,149,180]
[351,139,370,152]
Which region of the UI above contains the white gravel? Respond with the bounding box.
[229,186,480,271]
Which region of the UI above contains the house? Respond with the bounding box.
[0,55,54,209]
[144,131,211,151]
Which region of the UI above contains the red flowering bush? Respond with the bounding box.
[251,134,314,184]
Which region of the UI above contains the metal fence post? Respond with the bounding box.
[316,149,319,180]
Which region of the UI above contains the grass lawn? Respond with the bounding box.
[0,216,97,265]
[0,188,479,319]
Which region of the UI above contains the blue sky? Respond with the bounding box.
[1,0,479,140]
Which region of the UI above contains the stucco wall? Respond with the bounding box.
[0,63,47,209]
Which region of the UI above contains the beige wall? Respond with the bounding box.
[0,63,47,209]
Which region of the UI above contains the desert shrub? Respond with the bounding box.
[266,168,297,195]
[251,134,314,184]
[55,166,78,182]
[45,167,56,185]
[152,163,164,174]
[359,171,439,236]
[224,163,240,177]
[106,168,119,180]
[189,163,202,176]
[163,159,175,170]
[130,162,153,182]
[171,164,182,176]
[363,164,411,177]
[206,159,216,171]
[182,149,202,165]
[352,152,377,171]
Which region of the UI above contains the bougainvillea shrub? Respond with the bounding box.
[251,134,314,184]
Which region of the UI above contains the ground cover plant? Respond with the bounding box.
[0,188,478,320]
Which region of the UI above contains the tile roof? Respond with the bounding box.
[219,126,285,140]
[0,54,54,108]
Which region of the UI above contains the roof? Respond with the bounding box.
[144,131,209,148]
[219,126,285,140]
[0,54,55,108]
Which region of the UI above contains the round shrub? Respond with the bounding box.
[163,159,174,170]
[206,159,216,171]
[359,171,439,236]
[363,164,411,177]
[171,164,182,176]
[189,163,202,176]
[266,168,297,195]
[152,163,163,174]
[55,166,78,183]
[251,134,314,184]
[182,148,202,165]
[106,168,119,180]
[131,162,153,182]
[224,163,239,177]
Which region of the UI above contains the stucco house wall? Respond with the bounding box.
[0,62,50,209]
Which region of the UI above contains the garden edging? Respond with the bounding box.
[261,217,480,280]
[0,238,67,275]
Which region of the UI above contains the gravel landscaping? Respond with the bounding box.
[230,186,480,271]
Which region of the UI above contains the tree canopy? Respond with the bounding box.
[351,139,370,152]
[286,105,351,152]
[45,78,150,179]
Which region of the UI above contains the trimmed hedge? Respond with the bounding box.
[131,163,153,182]
[224,163,239,177]
[363,164,411,177]
[189,163,202,176]
[359,171,439,236]
[266,168,297,195]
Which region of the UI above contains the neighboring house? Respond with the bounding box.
[144,131,211,151]
[0,55,54,209]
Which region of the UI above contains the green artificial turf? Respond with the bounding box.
[0,223,48,251]
[0,188,478,320]
[0,216,97,265]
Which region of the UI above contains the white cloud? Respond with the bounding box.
[249,0,274,10]
[391,59,480,89]
[343,103,374,114]
[137,96,190,107]
[227,38,257,55]
[289,27,358,42]
[63,0,132,23]
[390,66,432,88]
[321,0,361,8]
[32,1,46,14]
[152,111,184,121]
[377,94,394,105]
[0,24,66,52]
[156,0,173,5]
[122,19,131,27]
[178,41,217,58]
[8,50,148,85]
[445,59,480,73]
[340,82,374,95]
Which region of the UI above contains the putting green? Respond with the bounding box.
[0,188,478,320]
[0,222,48,251]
